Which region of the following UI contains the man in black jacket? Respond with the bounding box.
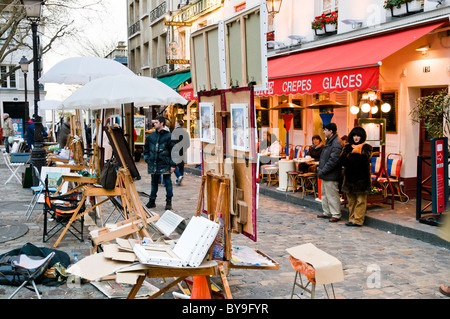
[317,123,343,222]
[143,116,176,210]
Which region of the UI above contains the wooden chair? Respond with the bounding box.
[378,153,406,201]
[286,170,300,193]
[297,172,317,199]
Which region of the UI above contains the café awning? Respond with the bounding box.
[256,21,446,97]
[157,71,191,89]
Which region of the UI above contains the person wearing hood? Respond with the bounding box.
[143,115,176,210]
[339,126,373,227]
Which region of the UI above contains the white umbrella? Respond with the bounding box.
[62,74,188,109]
[38,100,64,110]
[39,56,135,85]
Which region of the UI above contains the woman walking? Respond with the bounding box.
[339,126,373,227]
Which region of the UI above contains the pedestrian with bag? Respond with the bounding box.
[143,116,176,210]
[3,113,15,153]
[339,126,373,227]
[317,123,343,222]
[172,119,190,185]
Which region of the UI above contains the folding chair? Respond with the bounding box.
[25,166,70,221]
[42,177,85,243]
[2,149,25,185]
[8,252,55,299]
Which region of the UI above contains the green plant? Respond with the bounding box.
[369,186,383,195]
[311,12,338,30]
[383,0,406,9]
[311,15,326,30]
[410,89,450,139]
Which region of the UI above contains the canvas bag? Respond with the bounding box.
[99,158,117,190]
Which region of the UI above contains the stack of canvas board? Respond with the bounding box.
[152,210,185,237]
[134,216,220,268]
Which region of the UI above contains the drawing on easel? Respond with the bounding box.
[200,102,215,143]
[231,103,249,152]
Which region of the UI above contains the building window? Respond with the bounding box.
[0,65,16,89]
[322,0,338,14]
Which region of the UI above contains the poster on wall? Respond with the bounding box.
[199,102,215,143]
[231,103,250,152]
[12,118,23,139]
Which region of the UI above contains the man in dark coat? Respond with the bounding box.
[317,123,343,222]
[143,116,176,210]
[171,119,190,185]
[57,117,71,148]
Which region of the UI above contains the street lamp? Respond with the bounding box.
[22,0,45,186]
[19,56,29,121]
[266,0,283,15]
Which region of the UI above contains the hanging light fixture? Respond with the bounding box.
[361,102,371,113]
[381,102,391,113]
[350,105,360,115]
[371,105,378,114]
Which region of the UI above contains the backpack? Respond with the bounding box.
[99,158,117,190]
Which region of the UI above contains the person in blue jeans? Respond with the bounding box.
[172,119,190,186]
[143,116,176,210]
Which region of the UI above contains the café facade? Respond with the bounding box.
[252,20,450,198]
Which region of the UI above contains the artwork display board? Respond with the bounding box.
[190,2,268,94]
[198,86,258,241]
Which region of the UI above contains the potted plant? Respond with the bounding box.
[368,185,384,200]
[311,15,326,35]
[324,11,338,33]
[406,0,423,13]
[410,89,450,141]
[383,0,408,16]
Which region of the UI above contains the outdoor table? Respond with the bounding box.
[277,159,295,192]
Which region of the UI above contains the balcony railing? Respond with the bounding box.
[151,64,169,78]
[128,21,140,37]
[150,1,167,23]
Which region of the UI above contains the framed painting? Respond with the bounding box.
[231,103,250,152]
[199,102,215,143]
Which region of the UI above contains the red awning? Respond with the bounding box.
[178,82,197,100]
[257,21,446,96]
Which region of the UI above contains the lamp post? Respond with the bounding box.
[22,0,45,186]
[19,56,29,122]
[266,0,283,35]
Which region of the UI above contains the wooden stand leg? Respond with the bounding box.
[218,263,232,299]
[127,274,146,299]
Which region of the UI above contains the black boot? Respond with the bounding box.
[146,198,156,208]
[165,197,172,210]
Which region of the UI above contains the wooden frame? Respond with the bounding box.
[199,102,216,144]
[190,2,268,93]
[230,103,250,152]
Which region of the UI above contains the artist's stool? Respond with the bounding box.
[289,256,336,299]
[286,243,344,299]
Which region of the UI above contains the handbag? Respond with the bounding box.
[99,158,117,190]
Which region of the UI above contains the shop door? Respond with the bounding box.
[3,101,27,138]
[418,87,448,200]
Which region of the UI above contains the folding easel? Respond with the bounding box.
[126,172,233,299]
[52,126,159,249]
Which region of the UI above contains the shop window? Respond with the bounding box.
[292,99,303,130]
[357,91,398,133]
[259,99,269,127]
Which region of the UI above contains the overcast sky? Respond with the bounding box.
[44,0,127,101]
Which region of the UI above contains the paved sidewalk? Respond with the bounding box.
[0,158,449,299]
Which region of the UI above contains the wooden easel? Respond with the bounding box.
[52,126,159,249]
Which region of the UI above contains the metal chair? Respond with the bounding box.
[25,166,59,221]
[8,252,55,299]
[2,149,25,185]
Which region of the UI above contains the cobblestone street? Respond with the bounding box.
[0,160,449,300]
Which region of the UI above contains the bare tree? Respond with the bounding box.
[0,0,106,85]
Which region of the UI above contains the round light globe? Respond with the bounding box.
[361,103,371,113]
[381,103,391,113]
